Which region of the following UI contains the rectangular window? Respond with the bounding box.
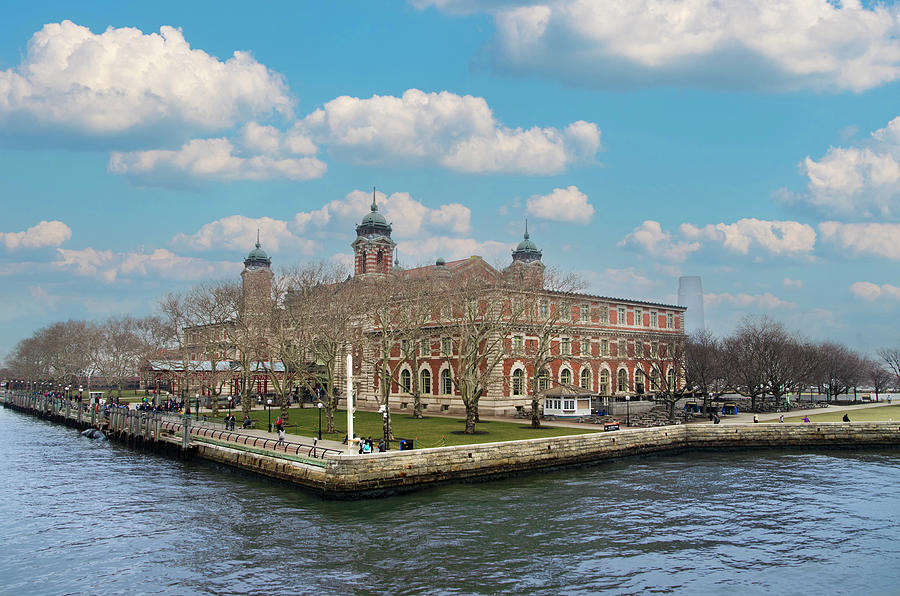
[618,339,626,356]
[601,339,609,356]
[580,304,589,322]
[539,301,550,318]
[581,338,590,355]
[651,342,658,358]
[635,341,643,358]
[561,337,571,355]
[512,335,524,353]
[563,399,575,411]
[599,306,608,324]
[420,340,430,357]
[441,337,452,355]
[560,302,570,320]
[401,339,409,354]
[618,306,626,325]
[651,310,658,328]
[635,308,643,327]
[667,313,674,329]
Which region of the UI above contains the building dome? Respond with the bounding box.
[511,222,542,264]
[516,232,539,253]
[355,190,392,238]
[244,240,271,269]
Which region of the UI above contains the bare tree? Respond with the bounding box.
[863,357,892,401]
[683,329,727,418]
[283,261,355,433]
[440,276,524,434]
[816,342,863,401]
[513,269,584,428]
[644,339,686,424]
[878,347,900,389]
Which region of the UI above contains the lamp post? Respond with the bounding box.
[625,395,631,427]
[195,394,200,421]
[267,399,272,432]
[317,401,323,440]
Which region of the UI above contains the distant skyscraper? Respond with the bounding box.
[678,276,705,335]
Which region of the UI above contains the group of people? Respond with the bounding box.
[358,436,387,453]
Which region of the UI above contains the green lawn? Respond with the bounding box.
[784,405,900,423]
[203,405,601,448]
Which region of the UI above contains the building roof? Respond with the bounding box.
[244,240,271,269]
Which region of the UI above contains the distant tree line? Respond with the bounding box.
[683,316,897,416]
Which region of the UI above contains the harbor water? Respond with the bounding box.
[1,406,899,595]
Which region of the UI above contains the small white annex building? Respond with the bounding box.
[542,385,593,418]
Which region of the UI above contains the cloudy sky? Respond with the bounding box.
[3,0,900,358]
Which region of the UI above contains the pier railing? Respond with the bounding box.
[1,390,339,459]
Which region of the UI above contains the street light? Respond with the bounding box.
[317,401,324,440]
[625,395,631,427]
[195,394,200,421]
[267,399,272,432]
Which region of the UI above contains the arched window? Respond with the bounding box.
[560,368,572,386]
[360,251,367,273]
[650,369,659,392]
[617,369,628,392]
[600,369,610,395]
[538,368,550,392]
[512,369,524,396]
[635,368,645,394]
[440,368,453,395]
[580,368,591,390]
[400,369,411,393]
[420,369,431,395]
[667,368,676,391]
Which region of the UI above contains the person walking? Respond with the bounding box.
[753,414,759,423]
[779,414,784,423]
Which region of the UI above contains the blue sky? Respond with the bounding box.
[2,0,900,359]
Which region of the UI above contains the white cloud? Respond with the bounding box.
[681,218,816,257]
[295,189,472,238]
[109,137,327,186]
[403,237,512,265]
[174,189,473,257]
[415,0,900,92]
[801,118,900,217]
[849,281,900,302]
[526,185,594,223]
[301,89,600,174]
[54,247,241,283]
[819,221,900,259]
[704,292,796,310]
[172,215,318,254]
[783,277,803,288]
[618,220,700,262]
[0,21,291,145]
[0,220,71,250]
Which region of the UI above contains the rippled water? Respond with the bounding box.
[2,406,899,595]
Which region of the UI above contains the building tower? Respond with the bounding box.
[241,234,274,319]
[353,188,395,277]
[504,220,545,284]
[677,275,705,334]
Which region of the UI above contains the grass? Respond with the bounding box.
[201,404,601,448]
[784,404,900,423]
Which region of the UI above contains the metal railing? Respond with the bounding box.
[3,390,339,459]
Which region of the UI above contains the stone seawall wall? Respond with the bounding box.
[320,423,900,496]
[195,442,327,490]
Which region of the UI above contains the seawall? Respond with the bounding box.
[4,393,898,499]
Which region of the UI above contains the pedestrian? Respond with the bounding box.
[842,413,850,422]
[378,438,386,452]
[277,426,285,445]
[713,414,720,424]
[753,414,759,423]
[803,415,810,423]
[779,414,784,423]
